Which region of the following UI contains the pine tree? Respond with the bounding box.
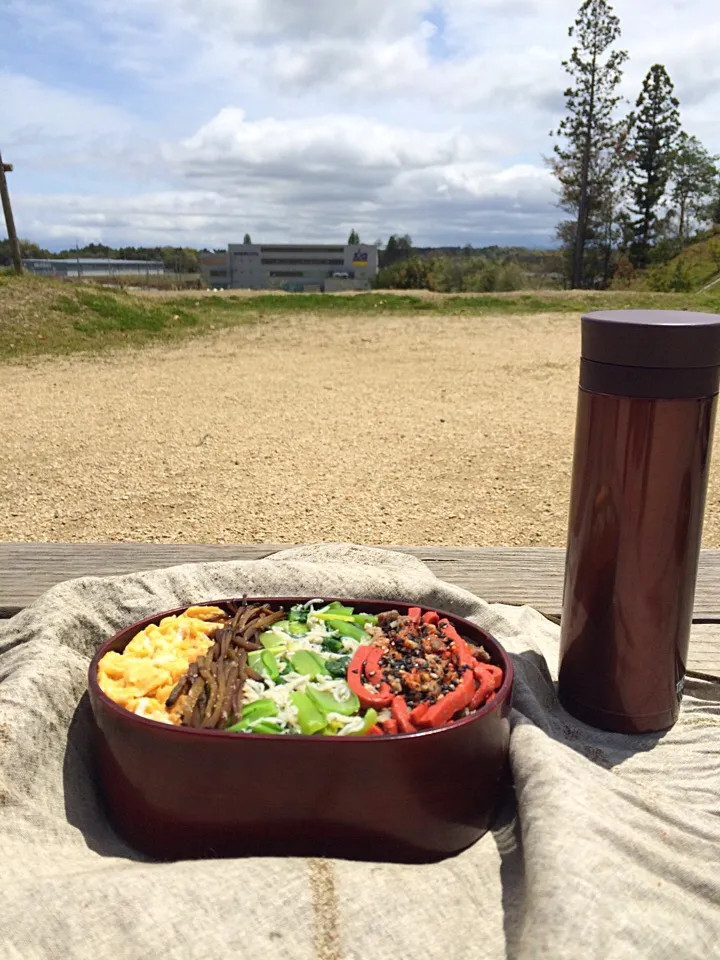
[552,0,627,288]
[243,233,252,244]
[709,187,720,228]
[628,64,681,266]
[348,229,360,244]
[669,134,719,239]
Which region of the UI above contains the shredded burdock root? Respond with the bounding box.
[166,602,286,729]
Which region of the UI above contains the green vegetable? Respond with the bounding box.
[262,650,281,680]
[259,630,283,649]
[226,698,278,731]
[250,721,284,735]
[244,698,278,719]
[291,650,329,679]
[289,604,310,625]
[315,610,377,628]
[248,649,281,680]
[289,621,309,636]
[324,656,351,679]
[321,635,344,654]
[351,708,379,735]
[306,684,360,717]
[324,617,368,644]
[325,602,355,616]
[291,691,326,735]
[354,613,378,626]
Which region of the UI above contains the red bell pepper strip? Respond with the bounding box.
[422,611,440,625]
[438,618,464,645]
[391,695,416,734]
[422,672,474,729]
[347,646,393,710]
[409,702,429,725]
[455,638,474,667]
[382,718,398,735]
[408,607,422,622]
[364,645,384,684]
[438,620,476,673]
[412,621,477,729]
[473,662,503,690]
[366,725,384,735]
[490,666,503,690]
[469,663,496,710]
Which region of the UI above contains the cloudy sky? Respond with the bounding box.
[2,0,719,250]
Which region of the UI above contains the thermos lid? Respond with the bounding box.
[582,310,720,369]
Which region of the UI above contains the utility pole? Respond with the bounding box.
[0,149,23,274]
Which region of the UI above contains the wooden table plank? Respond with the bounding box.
[0,542,567,617]
[0,543,284,617]
[683,624,720,677]
[0,542,718,676]
[4,542,720,618]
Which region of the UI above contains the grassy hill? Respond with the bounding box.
[2,271,719,362]
[639,233,720,292]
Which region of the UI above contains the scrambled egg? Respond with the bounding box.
[97,605,226,725]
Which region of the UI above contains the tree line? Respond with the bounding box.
[552,0,719,289]
[0,240,201,273]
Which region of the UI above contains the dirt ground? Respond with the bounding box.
[3,310,720,547]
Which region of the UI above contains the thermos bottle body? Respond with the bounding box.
[559,311,720,734]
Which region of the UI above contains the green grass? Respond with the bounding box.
[1,272,719,362]
[665,235,720,290]
[160,289,720,316]
[57,290,199,334]
[0,276,211,360]
[626,234,720,292]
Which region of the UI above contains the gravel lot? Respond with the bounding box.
[3,309,720,546]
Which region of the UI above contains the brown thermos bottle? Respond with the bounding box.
[559,310,720,734]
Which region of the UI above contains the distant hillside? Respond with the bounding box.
[666,233,720,289]
[623,232,720,293]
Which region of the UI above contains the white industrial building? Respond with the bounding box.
[200,242,378,291]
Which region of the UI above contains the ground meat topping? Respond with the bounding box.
[374,615,464,708]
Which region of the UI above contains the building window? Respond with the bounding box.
[270,270,305,278]
[261,258,345,266]
[209,269,228,278]
[260,246,345,254]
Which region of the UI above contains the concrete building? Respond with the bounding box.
[200,242,378,291]
[199,253,232,289]
[23,258,165,279]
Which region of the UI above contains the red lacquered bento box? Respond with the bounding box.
[87,597,514,863]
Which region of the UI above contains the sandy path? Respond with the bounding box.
[3,310,720,547]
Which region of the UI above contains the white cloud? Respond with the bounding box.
[93,0,431,42]
[3,0,720,249]
[172,108,506,179]
[166,109,554,244]
[15,103,555,247]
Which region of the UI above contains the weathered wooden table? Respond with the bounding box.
[1,543,718,678]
